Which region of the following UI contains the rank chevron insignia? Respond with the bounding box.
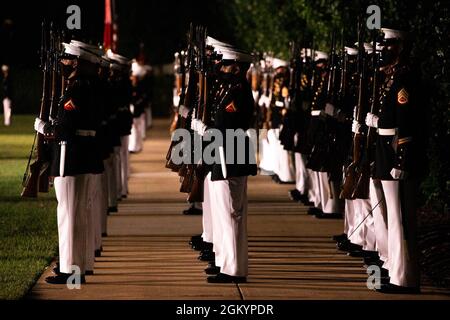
[397,88,409,105]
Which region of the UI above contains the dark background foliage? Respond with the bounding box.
[0,0,448,208]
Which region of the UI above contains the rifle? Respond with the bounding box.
[39,25,62,192]
[353,32,380,199]
[187,26,207,203]
[21,21,52,198]
[307,30,337,172]
[179,25,203,194]
[166,25,193,172]
[340,18,368,199]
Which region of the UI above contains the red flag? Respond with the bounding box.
[103,0,112,50]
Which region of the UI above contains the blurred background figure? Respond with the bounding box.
[129,59,151,153]
[1,64,13,126]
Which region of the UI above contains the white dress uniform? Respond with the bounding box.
[128,108,144,153]
[2,97,11,126]
[210,176,248,277]
[294,151,310,196]
[273,128,295,182]
[113,146,122,200]
[2,65,12,126]
[120,135,130,197]
[104,155,118,209]
[54,175,89,274]
[202,173,213,244]
[317,172,343,215]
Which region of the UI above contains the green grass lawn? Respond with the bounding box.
[0,115,58,299]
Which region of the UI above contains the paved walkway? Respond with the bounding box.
[30,119,450,300]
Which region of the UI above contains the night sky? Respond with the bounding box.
[0,0,234,67]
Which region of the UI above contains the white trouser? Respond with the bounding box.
[54,175,91,274]
[359,199,377,252]
[146,105,152,129]
[308,169,320,208]
[3,98,11,126]
[344,200,354,237]
[345,199,366,247]
[371,179,420,287]
[202,174,213,243]
[317,172,343,214]
[85,174,101,271]
[370,179,389,268]
[100,170,109,234]
[277,148,295,182]
[90,173,104,252]
[113,146,122,200]
[104,155,117,209]
[259,130,276,173]
[294,152,309,195]
[270,128,295,182]
[129,117,143,152]
[120,135,130,197]
[140,113,147,139]
[210,176,248,277]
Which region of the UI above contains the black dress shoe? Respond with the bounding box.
[199,250,215,262]
[183,206,203,215]
[192,241,213,252]
[205,266,221,275]
[102,232,108,237]
[45,273,86,284]
[189,235,203,246]
[207,273,246,284]
[301,198,315,206]
[332,233,348,242]
[85,270,94,275]
[376,283,420,294]
[289,189,303,202]
[95,249,102,257]
[108,206,118,213]
[315,212,343,219]
[307,207,322,215]
[364,256,383,267]
[348,249,379,259]
[121,194,128,199]
[337,240,363,252]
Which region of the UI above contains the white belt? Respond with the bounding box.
[378,128,397,136]
[76,129,96,137]
[275,101,284,107]
[311,110,322,117]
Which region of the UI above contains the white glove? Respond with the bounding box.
[179,105,189,119]
[390,168,406,180]
[197,120,207,136]
[365,113,379,128]
[324,103,335,117]
[129,104,135,114]
[34,118,46,134]
[352,120,361,134]
[190,118,197,132]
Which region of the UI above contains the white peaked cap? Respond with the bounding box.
[345,47,358,55]
[131,59,151,79]
[376,43,384,51]
[381,28,407,40]
[206,36,234,48]
[354,42,383,54]
[272,58,288,69]
[70,40,104,57]
[314,51,328,61]
[62,42,100,64]
[217,47,253,63]
[300,48,313,58]
[106,49,130,65]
